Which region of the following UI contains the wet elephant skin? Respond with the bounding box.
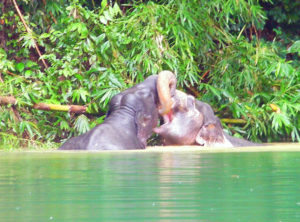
[59,75,160,150]
[155,73,260,147]
[194,101,259,147]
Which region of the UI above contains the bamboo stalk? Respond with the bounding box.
[221,118,247,124]
[33,103,87,114]
[0,96,247,124]
[0,96,89,114]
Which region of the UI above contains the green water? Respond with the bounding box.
[0,151,300,221]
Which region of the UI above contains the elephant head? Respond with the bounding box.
[153,90,204,145]
[154,71,204,145]
[155,71,230,147]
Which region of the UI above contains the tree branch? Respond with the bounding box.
[0,96,89,114]
[0,96,17,105]
[12,0,49,69]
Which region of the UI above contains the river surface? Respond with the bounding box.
[0,150,300,221]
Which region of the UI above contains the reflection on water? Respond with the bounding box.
[0,151,300,221]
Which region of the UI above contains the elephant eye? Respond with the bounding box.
[206,124,215,129]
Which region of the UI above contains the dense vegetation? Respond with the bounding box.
[0,0,299,149]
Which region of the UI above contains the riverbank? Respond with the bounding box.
[1,143,299,153]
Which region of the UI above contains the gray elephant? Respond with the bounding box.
[154,71,260,147]
[59,72,176,150]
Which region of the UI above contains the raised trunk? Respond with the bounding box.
[156,71,177,115]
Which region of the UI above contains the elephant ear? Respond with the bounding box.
[106,93,122,118]
[195,122,225,146]
[195,122,233,147]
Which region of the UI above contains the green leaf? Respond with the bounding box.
[288,40,300,55]
[101,0,107,10]
[16,63,25,72]
[100,16,107,25]
[74,74,83,80]
[104,10,113,21]
[0,48,7,60]
[24,70,33,77]
[109,74,123,88]
[74,114,90,134]
[40,33,50,39]
[26,61,38,68]
[222,90,235,100]
[205,84,221,100]
[101,41,110,53]
[96,34,106,45]
[60,120,70,131]
[112,3,122,16]
[78,23,88,39]
[72,88,89,103]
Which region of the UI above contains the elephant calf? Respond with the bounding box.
[59,73,176,150]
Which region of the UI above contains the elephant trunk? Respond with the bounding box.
[157,71,177,115]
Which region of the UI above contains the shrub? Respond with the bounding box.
[0,0,299,148]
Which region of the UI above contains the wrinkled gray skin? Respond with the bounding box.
[194,103,260,147]
[155,90,260,147]
[154,91,204,145]
[59,75,159,150]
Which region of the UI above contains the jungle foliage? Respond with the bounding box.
[0,0,299,149]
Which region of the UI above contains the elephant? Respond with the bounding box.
[154,71,260,147]
[59,72,177,150]
[153,90,204,145]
